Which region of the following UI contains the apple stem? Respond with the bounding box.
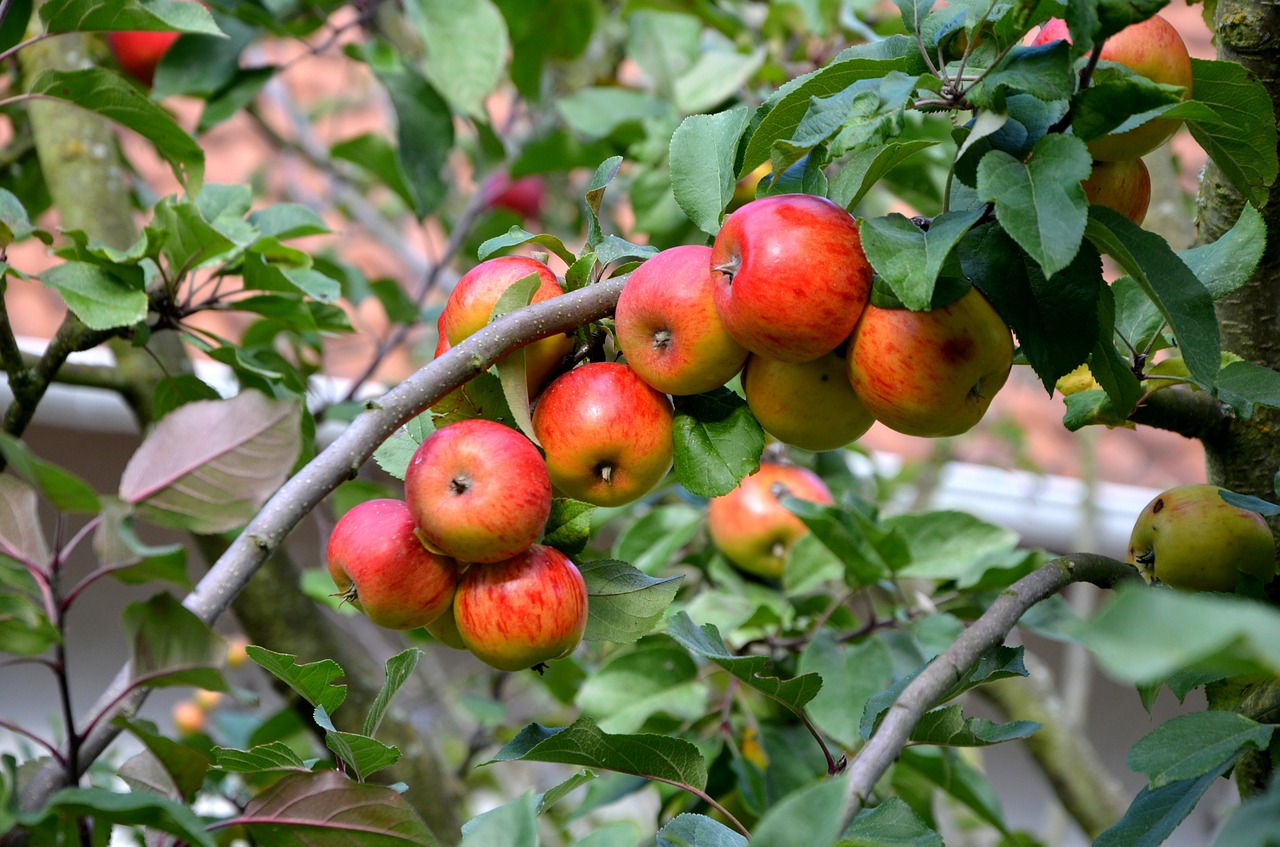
[711,255,740,284]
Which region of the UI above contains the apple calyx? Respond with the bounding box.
[596,462,615,485]
[449,474,472,495]
[652,329,673,350]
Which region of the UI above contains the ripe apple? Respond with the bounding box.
[707,462,835,579]
[1126,484,1276,592]
[711,194,873,363]
[172,700,206,736]
[440,256,575,396]
[326,499,458,629]
[1081,158,1151,224]
[424,597,469,650]
[453,544,588,671]
[532,362,675,507]
[107,31,181,87]
[404,419,552,564]
[1032,15,1192,161]
[741,350,874,452]
[847,286,1013,438]
[614,245,749,395]
[481,173,546,220]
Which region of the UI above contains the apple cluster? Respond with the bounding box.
[1034,14,1195,226]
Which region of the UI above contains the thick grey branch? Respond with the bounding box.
[838,554,1140,830]
[19,275,626,810]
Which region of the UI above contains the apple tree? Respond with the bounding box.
[1,0,1279,845]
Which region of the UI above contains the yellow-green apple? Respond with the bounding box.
[1032,15,1192,161]
[404,419,552,563]
[1081,158,1151,224]
[741,350,874,451]
[730,163,772,210]
[847,286,1013,437]
[615,245,749,395]
[707,462,834,579]
[453,544,588,671]
[711,194,873,363]
[532,362,674,507]
[441,256,574,396]
[326,499,459,629]
[107,31,180,87]
[1126,484,1276,592]
[424,596,469,650]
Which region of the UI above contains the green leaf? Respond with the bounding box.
[910,704,1040,747]
[1088,284,1143,416]
[0,188,42,246]
[799,633,894,748]
[971,41,1074,103]
[28,69,204,192]
[460,791,537,847]
[41,261,147,331]
[669,106,750,235]
[1094,760,1234,847]
[0,473,51,568]
[575,645,707,733]
[1128,711,1274,789]
[150,195,238,274]
[249,204,330,240]
[784,499,900,587]
[1216,360,1280,418]
[477,226,577,265]
[370,61,454,218]
[611,504,703,575]
[0,592,60,657]
[489,716,709,791]
[580,559,682,643]
[0,435,99,513]
[373,412,434,481]
[827,141,938,211]
[675,47,767,115]
[537,770,598,815]
[92,498,189,588]
[860,208,984,310]
[667,611,823,711]
[331,133,416,211]
[1184,58,1278,208]
[245,645,347,714]
[212,741,310,773]
[1070,64,1188,143]
[412,0,509,118]
[584,156,623,248]
[976,133,1091,278]
[1073,585,1280,684]
[842,796,943,846]
[557,89,669,141]
[1210,776,1280,847]
[16,787,215,847]
[545,498,596,558]
[750,777,847,847]
[123,593,227,691]
[1180,204,1266,301]
[887,511,1019,582]
[316,707,401,783]
[897,746,1010,834]
[40,0,222,33]
[363,648,422,738]
[657,814,747,847]
[1084,206,1220,387]
[114,718,211,803]
[671,388,765,498]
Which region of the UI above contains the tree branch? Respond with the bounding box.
[1127,387,1232,445]
[19,274,627,810]
[838,554,1140,830]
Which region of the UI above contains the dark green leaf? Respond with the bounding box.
[1216,360,1280,418]
[545,498,596,557]
[1128,711,1274,789]
[861,208,984,311]
[667,611,823,711]
[828,141,938,211]
[1071,64,1188,143]
[1095,760,1234,847]
[671,388,765,498]
[911,704,1040,747]
[1210,776,1280,847]
[331,133,416,210]
[750,777,847,847]
[477,226,577,265]
[784,499,899,587]
[842,796,944,847]
[584,156,623,248]
[363,649,422,738]
[799,633,894,748]
[669,106,750,234]
[371,61,454,218]
[575,645,705,733]
[580,559,682,643]
[15,787,215,847]
[489,717,709,791]
[0,592,60,657]
[0,435,99,513]
[40,0,222,33]
[898,746,1009,834]
[611,504,702,575]
[886,511,1019,582]
[1184,58,1278,208]
[245,645,347,714]
[123,593,227,690]
[114,718,211,802]
[212,741,311,773]
[658,813,746,847]
[972,42,1074,103]
[413,0,508,118]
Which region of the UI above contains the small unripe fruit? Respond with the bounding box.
[172,701,206,736]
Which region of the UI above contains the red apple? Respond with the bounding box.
[1081,158,1151,224]
[1032,15,1192,161]
[404,419,552,564]
[711,194,873,363]
[614,245,749,395]
[482,173,546,220]
[741,350,875,452]
[440,256,575,396]
[326,499,459,629]
[531,362,674,507]
[107,31,180,87]
[707,462,834,579]
[453,544,588,671]
[847,286,1013,438]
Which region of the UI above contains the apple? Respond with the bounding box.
[741,350,874,452]
[532,361,675,507]
[453,544,588,671]
[707,462,835,579]
[404,419,552,564]
[847,286,1013,438]
[730,163,772,210]
[1081,158,1151,224]
[441,256,575,396]
[614,245,749,395]
[1126,484,1276,592]
[326,499,459,629]
[711,194,873,363]
[107,31,181,87]
[481,173,546,220]
[1032,15,1192,161]
[172,700,206,736]
[424,597,469,650]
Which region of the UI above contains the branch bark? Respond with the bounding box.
[19,273,627,810]
[838,554,1140,830]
